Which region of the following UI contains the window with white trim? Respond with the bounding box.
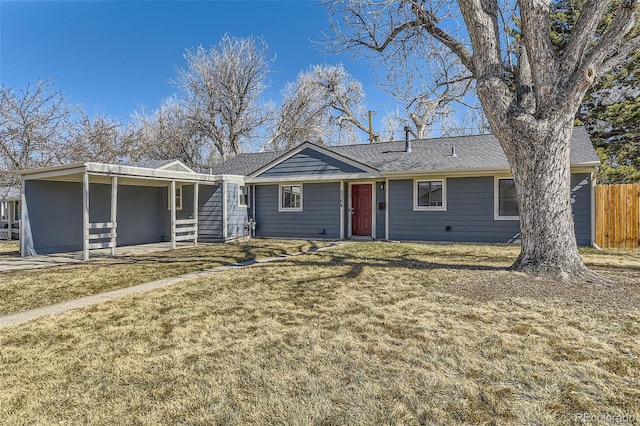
[239,185,249,207]
[279,184,302,211]
[496,178,519,219]
[414,179,446,211]
[168,184,183,210]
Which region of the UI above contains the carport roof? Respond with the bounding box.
[19,162,243,186]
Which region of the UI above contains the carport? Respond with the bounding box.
[19,161,241,259]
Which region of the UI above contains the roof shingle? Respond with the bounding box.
[211,127,600,177]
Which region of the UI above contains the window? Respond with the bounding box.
[496,178,519,219]
[1,202,6,221]
[168,184,183,210]
[239,185,249,207]
[414,179,446,211]
[14,201,20,222]
[279,184,302,211]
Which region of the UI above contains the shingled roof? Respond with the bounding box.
[211,127,599,177]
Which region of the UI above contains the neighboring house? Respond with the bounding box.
[18,127,600,258]
[0,186,20,241]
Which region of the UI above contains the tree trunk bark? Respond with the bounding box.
[497,121,599,281]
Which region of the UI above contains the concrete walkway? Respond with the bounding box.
[0,242,347,329]
[0,242,197,272]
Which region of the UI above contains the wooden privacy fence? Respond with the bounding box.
[596,183,640,249]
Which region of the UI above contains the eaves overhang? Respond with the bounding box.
[246,172,380,184]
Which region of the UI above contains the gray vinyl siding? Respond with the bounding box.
[255,182,340,238]
[161,184,198,241]
[375,181,386,239]
[389,177,520,243]
[23,181,166,255]
[570,174,592,246]
[388,174,593,245]
[226,183,250,239]
[114,185,165,246]
[197,184,223,242]
[23,180,82,255]
[257,147,367,177]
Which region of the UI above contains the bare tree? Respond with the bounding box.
[264,64,372,151]
[0,79,78,185]
[266,72,334,151]
[174,35,274,164]
[325,0,640,280]
[64,113,131,164]
[131,97,208,171]
[376,42,480,138]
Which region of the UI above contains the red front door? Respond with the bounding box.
[351,184,372,236]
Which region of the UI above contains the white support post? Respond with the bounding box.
[170,181,176,249]
[7,201,13,241]
[82,172,90,260]
[110,176,118,256]
[252,184,256,221]
[590,170,597,247]
[20,180,26,256]
[385,178,389,240]
[222,181,228,240]
[193,183,199,246]
[339,180,344,240]
[371,182,376,239]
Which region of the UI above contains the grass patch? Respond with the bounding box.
[0,239,332,316]
[0,242,638,424]
[0,241,19,258]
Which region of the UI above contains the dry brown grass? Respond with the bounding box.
[0,241,19,257]
[0,242,638,425]
[0,239,331,316]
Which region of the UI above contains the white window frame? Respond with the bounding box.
[413,178,447,211]
[494,177,519,220]
[239,185,249,207]
[168,184,183,211]
[278,183,303,212]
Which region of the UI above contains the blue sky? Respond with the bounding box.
[0,0,396,138]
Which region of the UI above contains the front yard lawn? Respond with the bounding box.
[0,239,332,316]
[0,242,638,424]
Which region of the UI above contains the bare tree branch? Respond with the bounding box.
[560,0,611,75]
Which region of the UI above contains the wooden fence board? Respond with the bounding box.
[596,183,640,248]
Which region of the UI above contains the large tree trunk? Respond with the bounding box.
[494,120,599,281]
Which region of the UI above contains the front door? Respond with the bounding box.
[351,184,372,236]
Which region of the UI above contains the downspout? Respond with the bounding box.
[591,168,599,249]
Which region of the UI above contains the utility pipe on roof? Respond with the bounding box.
[404,126,417,153]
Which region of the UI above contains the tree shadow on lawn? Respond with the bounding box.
[258,250,510,285]
[262,252,640,311]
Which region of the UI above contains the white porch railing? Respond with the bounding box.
[86,222,117,250]
[174,218,198,243]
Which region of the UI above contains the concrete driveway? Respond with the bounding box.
[0,242,197,272]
